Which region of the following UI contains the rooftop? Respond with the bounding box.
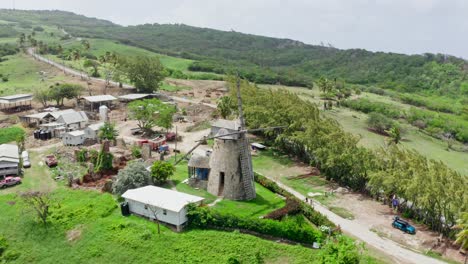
[0,144,19,162]
[188,154,211,169]
[84,95,117,103]
[24,109,76,120]
[0,94,33,104]
[122,185,204,212]
[119,94,150,101]
[211,119,240,131]
[87,122,105,131]
[67,130,85,137]
[57,111,88,124]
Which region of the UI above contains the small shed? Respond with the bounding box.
[122,186,204,231]
[56,111,89,130]
[0,94,32,112]
[83,95,117,111]
[62,130,86,146]
[20,109,76,127]
[39,122,66,137]
[0,144,20,178]
[84,122,105,139]
[188,154,211,180]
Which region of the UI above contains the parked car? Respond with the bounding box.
[165,132,176,141]
[392,216,416,234]
[22,151,31,168]
[45,155,58,167]
[0,176,22,188]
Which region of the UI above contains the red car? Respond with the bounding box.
[45,155,58,167]
[0,176,22,188]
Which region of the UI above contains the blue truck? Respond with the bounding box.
[392,216,416,234]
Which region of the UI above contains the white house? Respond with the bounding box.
[56,111,89,131]
[122,186,204,231]
[62,130,86,146]
[0,144,20,178]
[84,122,105,139]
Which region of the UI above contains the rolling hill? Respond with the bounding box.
[0,9,467,97]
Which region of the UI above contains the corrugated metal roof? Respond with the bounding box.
[122,186,204,212]
[0,144,19,162]
[57,111,88,124]
[0,94,33,103]
[67,130,85,137]
[119,94,150,100]
[24,109,76,120]
[86,122,105,131]
[84,95,117,103]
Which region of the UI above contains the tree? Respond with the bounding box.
[81,39,90,51]
[366,112,393,134]
[49,83,83,106]
[20,191,53,226]
[146,203,163,235]
[387,125,402,144]
[150,161,175,185]
[98,122,119,141]
[126,56,165,93]
[83,59,100,77]
[454,212,468,256]
[217,96,235,118]
[33,88,50,108]
[112,161,151,195]
[157,106,176,132]
[128,99,173,133]
[17,33,25,48]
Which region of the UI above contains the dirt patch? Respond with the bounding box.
[330,192,464,263]
[67,225,83,243]
[166,78,228,104]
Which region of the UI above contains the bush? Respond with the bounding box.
[187,205,322,244]
[264,198,301,220]
[150,161,175,185]
[77,149,88,163]
[131,146,142,158]
[33,26,44,32]
[1,76,8,82]
[0,235,7,256]
[342,98,401,118]
[366,112,394,134]
[112,161,151,195]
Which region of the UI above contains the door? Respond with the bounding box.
[218,172,225,196]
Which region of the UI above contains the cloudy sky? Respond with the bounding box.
[2,0,467,59]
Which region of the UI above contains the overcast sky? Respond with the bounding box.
[2,0,467,59]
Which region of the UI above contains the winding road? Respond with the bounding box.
[26,48,445,264]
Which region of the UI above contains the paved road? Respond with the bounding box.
[27,48,445,264]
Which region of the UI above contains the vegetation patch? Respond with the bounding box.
[0,126,25,144]
[329,207,355,220]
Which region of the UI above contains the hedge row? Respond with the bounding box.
[187,205,322,244]
[254,173,335,229]
[264,198,301,220]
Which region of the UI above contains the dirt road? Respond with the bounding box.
[27,47,445,264]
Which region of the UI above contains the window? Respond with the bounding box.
[163,209,167,215]
[144,204,148,210]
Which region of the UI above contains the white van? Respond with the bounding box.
[22,151,31,168]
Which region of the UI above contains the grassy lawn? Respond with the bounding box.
[0,53,68,96]
[329,206,355,220]
[0,153,320,263]
[0,126,24,144]
[212,183,285,218]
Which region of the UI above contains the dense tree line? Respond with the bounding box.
[227,79,467,236]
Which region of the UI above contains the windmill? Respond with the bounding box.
[175,77,284,200]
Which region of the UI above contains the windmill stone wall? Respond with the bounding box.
[208,138,251,200]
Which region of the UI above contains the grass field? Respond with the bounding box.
[0,150,323,263]
[0,53,68,96]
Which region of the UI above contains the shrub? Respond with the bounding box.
[1,76,8,82]
[131,146,142,158]
[187,205,322,244]
[366,112,394,134]
[264,198,301,220]
[77,149,88,163]
[113,161,151,195]
[342,98,401,118]
[0,235,8,256]
[33,26,44,32]
[150,161,175,185]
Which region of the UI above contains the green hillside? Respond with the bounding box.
[1,9,467,97]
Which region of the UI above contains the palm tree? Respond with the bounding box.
[81,39,90,51]
[18,33,25,48]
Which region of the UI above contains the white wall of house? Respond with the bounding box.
[0,161,19,176]
[62,134,85,146]
[84,128,98,139]
[125,199,188,226]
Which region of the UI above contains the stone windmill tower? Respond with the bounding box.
[206,79,256,200]
[176,77,283,201]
